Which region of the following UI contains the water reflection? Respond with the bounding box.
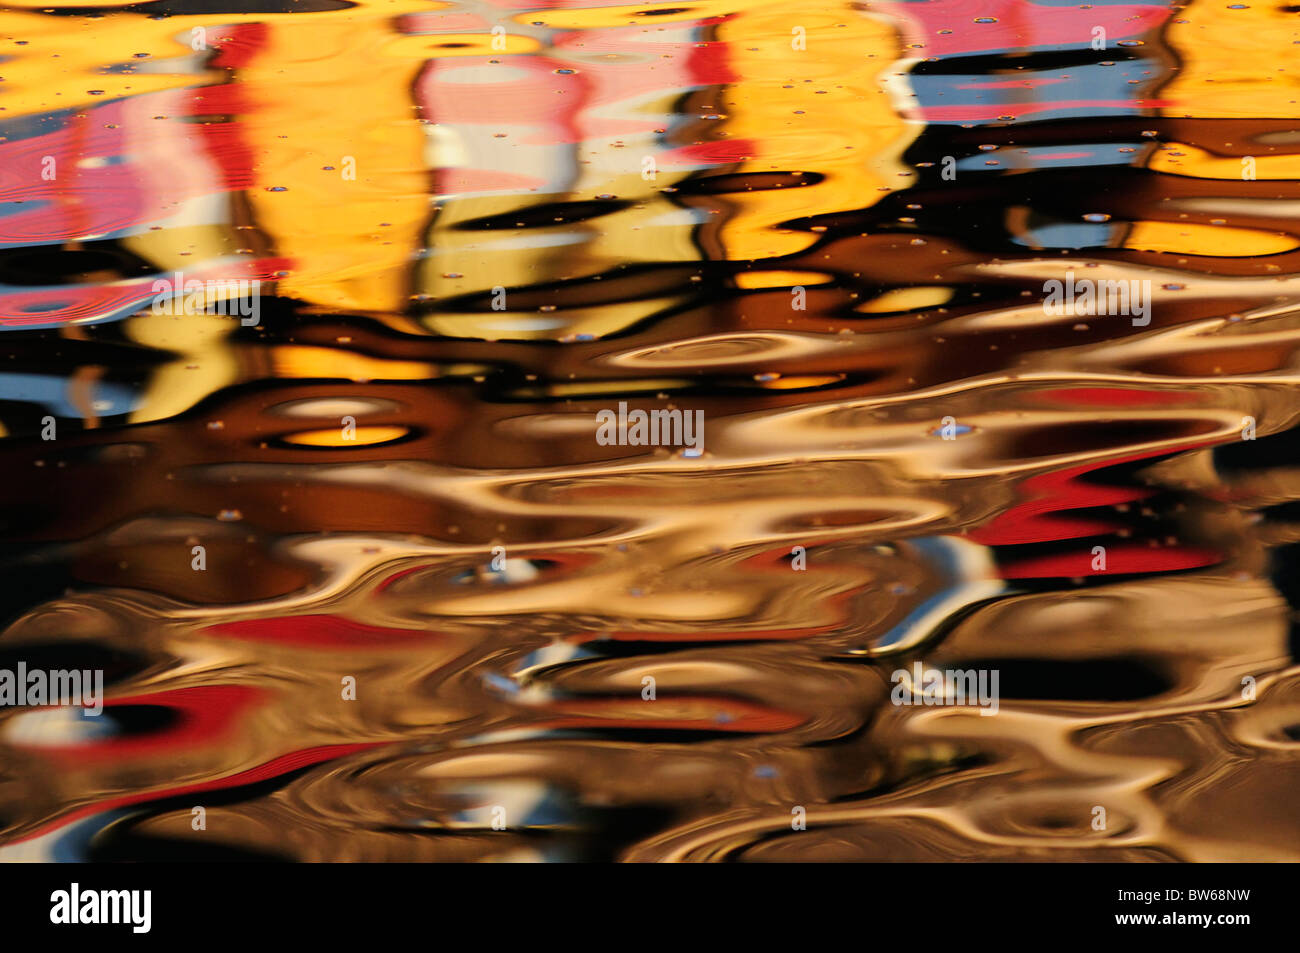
[1,0,1299,862]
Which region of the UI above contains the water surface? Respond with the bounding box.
[1,0,1299,862]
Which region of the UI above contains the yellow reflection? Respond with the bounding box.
[734,271,832,289]
[1161,4,1300,119]
[270,347,439,381]
[753,375,845,389]
[517,0,788,29]
[713,2,913,261]
[281,426,410,446]
[1124,220,1298,256]
[856,287,953,313]
[385,33,541,58]
[0,0,447,120]
[1147,144,1300,181]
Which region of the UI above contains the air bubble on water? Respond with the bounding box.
[217,509,242,521]
[1082,213,1112,222]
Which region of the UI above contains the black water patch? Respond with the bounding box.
[939,657,1173,701]
[1215,425,1300,472]
[0,243,156,286]
[101,704,180,737]
[454,199,632,231]
[674,171,825,196]
[0,639,152,691]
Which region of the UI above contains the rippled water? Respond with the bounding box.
[1,0,1299,863]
